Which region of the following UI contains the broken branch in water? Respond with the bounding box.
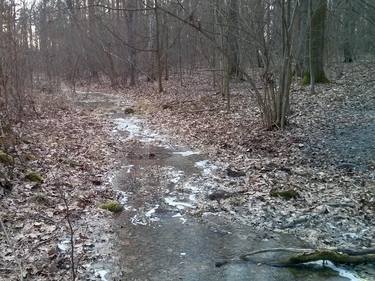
[215,247,375,267]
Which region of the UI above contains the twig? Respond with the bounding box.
[216,247,375,267]
[52,176,77,281]
[177,107,221,114]
[0,219,24,281]
[58,186,77,281]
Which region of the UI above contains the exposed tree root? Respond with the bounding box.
[215,247,375,268]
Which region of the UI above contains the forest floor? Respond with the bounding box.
[0,92,125,280]
[0,62,374,280]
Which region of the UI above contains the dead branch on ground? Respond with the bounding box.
[215,247,375,268]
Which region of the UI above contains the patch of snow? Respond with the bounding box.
[180,217,187,224]
[163,167,184,184]
[164,197,195,209]
[145,205,159,217]
[173,151,200,157]
[113,118,141,138]
[183,181,199,193]
[57,239,70,252]
[307,261,362,281]
[189,194,196,201]
[95,269,110,281]
[113,117,166,144]
[194,160,217,176]
[124,165,134,173]
[115,190,128,205]
[130,214,147,226]
[107,173,115,185]
[172,213,182,218]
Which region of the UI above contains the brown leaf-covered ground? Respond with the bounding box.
[0,93,121,280]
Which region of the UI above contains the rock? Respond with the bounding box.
[270,188,299,200]
[99,200,123,213]
[162,104,172,110]
[0,150,13,165]
[337,162,357,172]
[148,153,156,159]
[91,179,102,186]
[226,167,246,177]
[25,171,44,183]
[208,190,231,201]
[124,108,135,114]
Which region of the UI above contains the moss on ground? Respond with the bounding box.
[99,200,123,213]
[25,171,44,183]
[302,72,330,85]
[270,189,299,200]
[0,150,14,165]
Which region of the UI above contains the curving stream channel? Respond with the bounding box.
[74,90,367,281]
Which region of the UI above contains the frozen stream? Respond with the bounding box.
[75,91,367,281]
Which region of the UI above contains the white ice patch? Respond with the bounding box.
[164,197,195,209]
[163,167,184,184]
[173,151,200,157]
[113,117,168,144]
[57,239,70,252]
[307,261,362,281]
[145,205,159,218]
[130,214,147,226]
[195,160,217,176]
[183,181,199,193]
[95,269,110,281]
[124,165,134,173]
[188,194,196,201]
[113,117,142,138]
[115,190,128,206]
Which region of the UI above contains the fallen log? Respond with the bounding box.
[216,247,375,268]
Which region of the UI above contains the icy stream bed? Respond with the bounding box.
[106,114,366,281]
[74,90,370,281]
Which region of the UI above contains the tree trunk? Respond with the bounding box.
[227,0,240,78]
[154,0,163,93]
[303,0,329,85]
[343,0,354,63]
[127,0,137,86]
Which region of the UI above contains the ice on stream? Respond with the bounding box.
[163,167,184,184]
[57,239,70,252]
[95,269,110,281]
[172,213,187,224]
[113,117,165,143]
[164,196,196,210]
[145,205,159,218]
[173,150,200,157]
[195,160,218,176]
[307,261,362,281]
[115,190,129,206]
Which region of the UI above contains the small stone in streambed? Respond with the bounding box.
[208,191,231,201]
[124,108,135,114]
[226,167,246,177]
[148,153,156,159]
[215,260,228,267]
[91,179,102,186]
[269,188,299,200]
[99,200,123,213]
